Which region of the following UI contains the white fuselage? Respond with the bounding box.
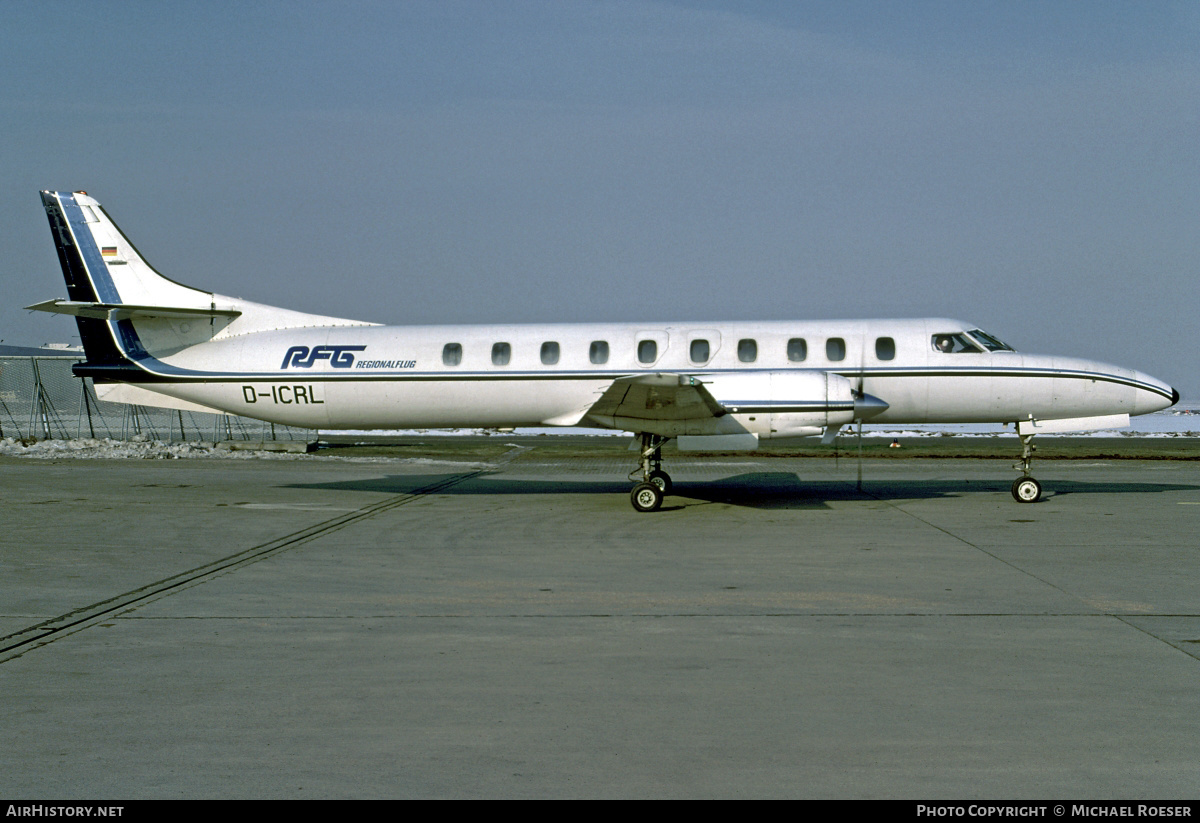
[131,317,1174,435]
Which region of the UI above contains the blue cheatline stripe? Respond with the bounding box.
[72,358,1171,403]
[59,193,121,304]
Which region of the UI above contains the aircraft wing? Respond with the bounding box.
[585,373,728,425]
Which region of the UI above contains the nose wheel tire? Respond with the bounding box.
[631,482,664,512]
[1011,477,1042,503]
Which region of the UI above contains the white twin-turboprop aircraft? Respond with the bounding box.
[30,190,1178,510]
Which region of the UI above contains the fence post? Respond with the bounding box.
[29,358,52,439]
[82,378,96,439]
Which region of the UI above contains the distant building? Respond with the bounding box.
[0,344,83,357]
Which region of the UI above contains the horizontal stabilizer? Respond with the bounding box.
[25,299,241,321]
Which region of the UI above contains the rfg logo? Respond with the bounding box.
[281,345,367,369]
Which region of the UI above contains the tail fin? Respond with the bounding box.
[29,190,374,378]
[40,190,217,310]
[32,190,226,371]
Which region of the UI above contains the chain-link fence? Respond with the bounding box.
[0,356,315,442]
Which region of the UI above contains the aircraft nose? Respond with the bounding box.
[1131,372,1179,416]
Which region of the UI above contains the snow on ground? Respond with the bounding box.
[0,437,491,467]
[0,437,246,460]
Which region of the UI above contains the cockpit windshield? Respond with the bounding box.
[966,329,1015,352]
[931,333,983,354]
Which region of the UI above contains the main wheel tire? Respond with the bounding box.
[631,482,664,512]
[647,469,672,495]
[1011,476,1042,503]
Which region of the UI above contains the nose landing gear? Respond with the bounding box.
[1011,433,1042,503]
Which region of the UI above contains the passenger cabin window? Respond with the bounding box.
[540,341,560,365]
[442,343,462,366]
[787,338,807,362]
[491,342,511,366]
[638,339,657,364]
[589,340,609,365]
[826,337,846,361]
[875,337,895,361]
[737,339,757,363]
[690,339,710,364]
[932,333,983,354]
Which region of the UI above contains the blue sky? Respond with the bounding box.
[2,1,1196,398]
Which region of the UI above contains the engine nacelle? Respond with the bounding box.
[701,370,864,438]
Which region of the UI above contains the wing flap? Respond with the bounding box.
[585,374,727,424]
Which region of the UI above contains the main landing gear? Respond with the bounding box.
[630,433,672,512]
[1011,433,1042,503]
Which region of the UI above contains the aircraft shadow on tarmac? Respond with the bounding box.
[283,471,1200,511]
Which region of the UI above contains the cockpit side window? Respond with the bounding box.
[967,329,1015,352]
[931,333,983,354]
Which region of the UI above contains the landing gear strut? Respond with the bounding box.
[629,433,671,512]
[1011,433,1042,503]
